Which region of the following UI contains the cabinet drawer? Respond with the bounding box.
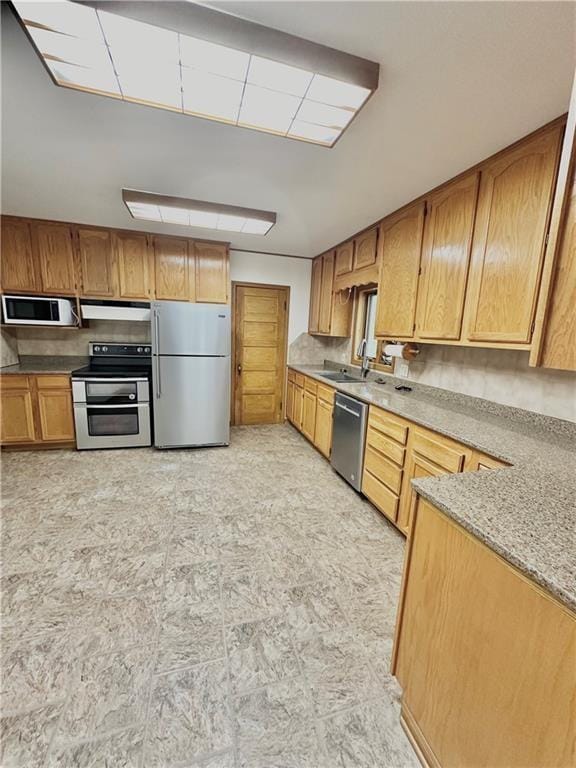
[295,373,305,387]
[366,425,406,466]
[413,429,466,473]
[365,446,403,494]
[287,369,296,383]
[362,469,400,523]
[317,383,334,404]
[368,406,408,445]
[35,375,71,390]
[0,375,30,390]
[305,377,318,395]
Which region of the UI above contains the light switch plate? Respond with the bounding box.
[395,360,409,379]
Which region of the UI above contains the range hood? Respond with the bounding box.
[80,300,150,322]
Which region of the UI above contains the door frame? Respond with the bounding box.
[231,281,290,426]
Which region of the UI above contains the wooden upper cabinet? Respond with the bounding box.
[1,218,38,293]
[34,222,76,295]
[319,251,335,333]
[114,232,152,300]
[416,174,479,340]
[335,241,354,276]
[375,202,425,338]
[465,125,563,343]
[153,236,190,301]
[195,242,229,303]
[308,256,322,333]
[354,228,378,271]
[78,228,117,297]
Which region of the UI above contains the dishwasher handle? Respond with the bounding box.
[335,401,361,418]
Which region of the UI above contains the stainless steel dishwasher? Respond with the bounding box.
[331,392,369,491]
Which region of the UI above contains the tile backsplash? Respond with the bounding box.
[287,334,575,423]
[6,321,150,357]
[406,346,576,423]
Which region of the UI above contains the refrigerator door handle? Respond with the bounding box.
[154,310,161,398]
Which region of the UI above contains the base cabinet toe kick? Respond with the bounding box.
[392,497,576,768]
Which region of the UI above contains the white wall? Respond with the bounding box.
[230,250,311,344]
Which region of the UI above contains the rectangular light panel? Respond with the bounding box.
[12,1,378,147]
[122,189,276,235]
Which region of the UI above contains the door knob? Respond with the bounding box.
[237,364,242,375]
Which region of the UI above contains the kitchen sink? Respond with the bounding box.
[315,371,365,383]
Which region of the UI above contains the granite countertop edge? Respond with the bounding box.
[0,356,88,375]
[288,362,576,613]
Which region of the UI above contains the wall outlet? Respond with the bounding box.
[395,360,409,379]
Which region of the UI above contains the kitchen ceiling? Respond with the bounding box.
[2,1,574,257]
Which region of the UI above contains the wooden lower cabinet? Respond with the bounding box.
[362,403,509,536]
[287,370,335,457]
[1,374,75,448]
[393,496,575,768]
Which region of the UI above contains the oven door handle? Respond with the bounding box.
[77,403,149,409]
[73,377,149,383]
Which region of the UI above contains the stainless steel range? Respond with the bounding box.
[71,342,152,450]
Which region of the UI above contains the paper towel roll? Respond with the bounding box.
[383,343,419,360]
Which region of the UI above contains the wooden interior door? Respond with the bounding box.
[308,257,322,333]
[375,202,425,338]
[153,236,190,301]
[465,125,562,343]
[78,228,117,297]
[416,173,479,340]
[34,222,76,295]
[233,284,289,425]
[0,218,38,293]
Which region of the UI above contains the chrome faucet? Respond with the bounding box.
[358,338,371,379]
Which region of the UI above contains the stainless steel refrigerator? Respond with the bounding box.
[151,301,231,449]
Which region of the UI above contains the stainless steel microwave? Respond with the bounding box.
[2,295,76,326]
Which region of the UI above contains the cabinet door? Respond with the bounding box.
[375,202,425,338]
[0,386,36,444]
[195,242,229,303]
[308,257,322,333]
[417,174,479,340]
[115,232,152,299]
[0,218,38,293]
[397,451,447,535]
[319,251,335,333]
[293,385,304,429]
[34,222,76,295]
[286,379,294,422]
[314,398,333,458]
[78,228,117,297]
[354,228,378,271]
[154,236,190,301]
[465,126,562,343]
[36,386,75,442]
[302,389,317,441]
[335,241,354,276]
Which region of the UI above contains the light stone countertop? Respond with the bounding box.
[0,356,88,374]
[289,362,576,611]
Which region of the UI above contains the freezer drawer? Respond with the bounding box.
[330,392,368,491]
[153,355,230,448]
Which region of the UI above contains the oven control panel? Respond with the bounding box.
[89,342,151,357]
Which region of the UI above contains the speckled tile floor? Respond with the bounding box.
[0,424,419,768]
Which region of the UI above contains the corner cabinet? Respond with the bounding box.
[464,124,563,344]
[375,202,425,338]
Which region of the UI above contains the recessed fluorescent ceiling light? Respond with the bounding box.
[122,190,276,235]
[12,1,378,147]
